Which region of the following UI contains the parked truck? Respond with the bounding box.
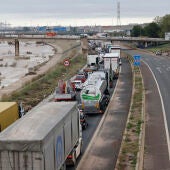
[0,102,82,170]
[0,102,19,132]
[80,72,109,114]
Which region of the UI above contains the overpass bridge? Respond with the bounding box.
[0,33,170,43]
[0,34,169,56]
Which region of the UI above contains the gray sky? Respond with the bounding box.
[0,0,169,26]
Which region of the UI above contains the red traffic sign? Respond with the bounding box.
[63,59,70,66]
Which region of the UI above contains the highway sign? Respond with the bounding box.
[63,59,70,67]
[134,55,141,66]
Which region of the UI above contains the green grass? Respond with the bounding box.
[1,54,86,111]
[117,54,144,170]
[147,43,170,53]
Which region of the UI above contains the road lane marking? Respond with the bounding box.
[156,67,162,74]
[167,67,170,72]
[142,60,170,160]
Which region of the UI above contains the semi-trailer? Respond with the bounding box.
[108,45,121,56]
[0,102,82,170]
[103,53,120,79]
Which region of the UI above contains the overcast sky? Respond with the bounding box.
[0,0,169,26]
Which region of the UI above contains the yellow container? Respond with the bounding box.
[0,102,19,132]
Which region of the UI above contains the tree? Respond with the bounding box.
[153,16,161,25]
[131,25,144,37]
[159,14,170,37]
[143,22,161,38]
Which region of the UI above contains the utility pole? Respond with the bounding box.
[117,1,121,32]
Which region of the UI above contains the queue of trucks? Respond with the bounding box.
[78,42,121,114]
[53,41,121,114]
[0,40,121,170]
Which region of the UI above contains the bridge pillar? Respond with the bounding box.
[80,36,88,58]
[145,41,148,48]
[15,39,19,57]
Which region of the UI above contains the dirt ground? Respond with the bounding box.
[0,39,80,100]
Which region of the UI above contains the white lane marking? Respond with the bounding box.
[156,67,162,74]
[142,60,170,160]
[167,67,170,72]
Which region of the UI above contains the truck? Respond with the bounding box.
[54,80,76,101]
[87,54,99,67]
[108,45,121,56]
[0,102,82,170]
[80,71,109,114]
[0,102,19,132]
[103,53,120,79]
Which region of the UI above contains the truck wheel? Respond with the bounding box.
[61,163,66,170]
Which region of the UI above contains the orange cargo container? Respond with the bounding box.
[0,102,19,132]
[46,32,57,36]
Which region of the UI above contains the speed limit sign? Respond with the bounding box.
[63,59,70,67]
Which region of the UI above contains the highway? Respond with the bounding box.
[125,50,170,132]
[67,80,117,170]
[124,49,170,169]
[67,56,132,170]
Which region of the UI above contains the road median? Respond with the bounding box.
[115,54,145,170]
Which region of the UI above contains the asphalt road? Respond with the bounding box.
[124,49,170,169]
[76,57,132,170]
[125,50,170,133]
[67,79,117,170]
[66,114,103,170]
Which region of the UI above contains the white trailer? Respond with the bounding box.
[0,102,82,170]
[103,53,120,81]
[103,53,119,69]
[108,45,121,57]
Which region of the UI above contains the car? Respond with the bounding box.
[74,74,86,83]
[155,50,162,55]
[78,105,88,130]
[72,80,83,91]
[80,112,88,130]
